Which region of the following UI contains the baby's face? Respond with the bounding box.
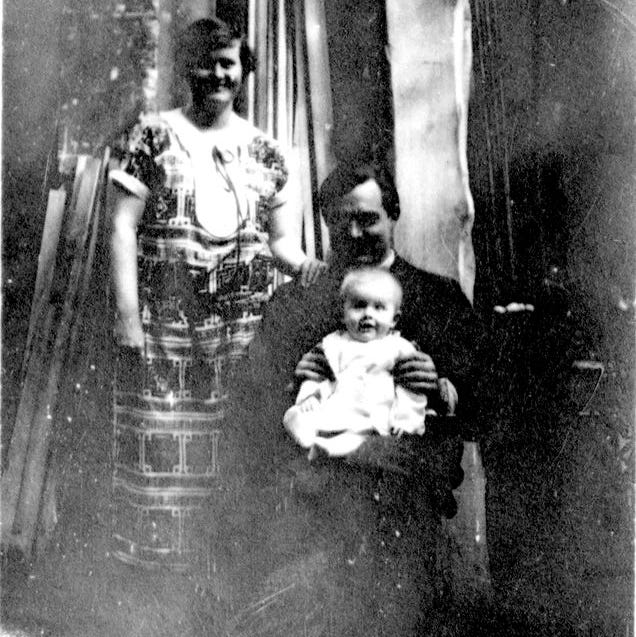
[343,280,399,343]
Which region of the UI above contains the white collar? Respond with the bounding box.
[379,250,396,269]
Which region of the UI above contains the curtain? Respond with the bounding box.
[247,0,334,262]
[386,0,476,301]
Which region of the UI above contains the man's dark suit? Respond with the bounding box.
[225,255,484,636]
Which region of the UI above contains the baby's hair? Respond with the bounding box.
[339,267,403,309]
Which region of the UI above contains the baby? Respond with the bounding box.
[283,267,428,457]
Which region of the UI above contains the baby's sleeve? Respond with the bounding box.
[393,334,418,363]
[294,335,337,403]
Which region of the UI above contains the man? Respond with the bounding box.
[226,164,484,636]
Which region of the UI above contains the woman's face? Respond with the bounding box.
[187,40,243,110]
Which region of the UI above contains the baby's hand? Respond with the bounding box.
[299,395,320,412]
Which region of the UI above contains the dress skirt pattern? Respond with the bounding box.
[110,110,289,569]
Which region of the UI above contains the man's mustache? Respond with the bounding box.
[192,78,236,89]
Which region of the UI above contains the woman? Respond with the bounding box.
[108,17,324,569]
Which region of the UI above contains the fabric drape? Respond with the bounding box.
[386,0,476,301]
[248,0,334,262]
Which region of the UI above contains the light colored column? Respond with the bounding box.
[386,0,475,300]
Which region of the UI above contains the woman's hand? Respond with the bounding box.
[114,314,145,349]
[298,257,328,287]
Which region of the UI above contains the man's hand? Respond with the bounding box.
[394,351,459,415]
[394,351,439,395]
[294,346,335,384]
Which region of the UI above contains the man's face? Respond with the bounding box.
[187,41,243,109]
[325,179,394,269]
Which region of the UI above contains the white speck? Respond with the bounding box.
[110,67,120,81]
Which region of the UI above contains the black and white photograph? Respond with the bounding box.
[2,1,634,635]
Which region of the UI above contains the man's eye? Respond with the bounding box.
[356,213,378,227]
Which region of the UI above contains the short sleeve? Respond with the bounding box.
[109,115,171,201]
[246,134,291,216]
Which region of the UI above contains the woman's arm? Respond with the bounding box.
[268,202,327,287]
[110,185,146,348]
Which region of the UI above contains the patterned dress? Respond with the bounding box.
[109,109,289,569]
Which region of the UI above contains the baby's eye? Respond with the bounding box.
[375,303,386,310]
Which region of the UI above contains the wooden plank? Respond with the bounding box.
[20,156,86,377]
[0,306,57,539]
[0,157,87,541]
[66,149,111,366]
[2,156,103,557]
[22,188,67,373]
[30,152,111,558]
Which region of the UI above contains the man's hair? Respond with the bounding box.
[175,18,256,79]
[340,267,403,310]
[319,164,401,222]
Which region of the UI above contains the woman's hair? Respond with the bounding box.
[339,267,403,310]
[319,164,401,222]
[175,17,256,79]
